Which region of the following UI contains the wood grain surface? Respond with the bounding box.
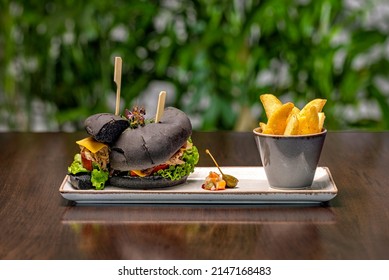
[0,131,388,259]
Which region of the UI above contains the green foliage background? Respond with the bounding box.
[1,0,389,131]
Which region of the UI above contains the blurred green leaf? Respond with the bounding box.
[1,0,389,131]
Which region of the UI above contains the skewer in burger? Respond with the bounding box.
[67,106,199,190]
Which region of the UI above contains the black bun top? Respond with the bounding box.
[110,107,192,171]
[84,113,129,144]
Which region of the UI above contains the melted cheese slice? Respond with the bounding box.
[76,137,107,153]
[131,170,148,177]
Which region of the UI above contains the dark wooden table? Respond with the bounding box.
[1,131,388,260]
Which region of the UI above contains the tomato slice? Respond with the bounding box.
[81,152,93,171]
[152,164,169,173]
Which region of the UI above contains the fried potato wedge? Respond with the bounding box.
[300,98,327,116]
[318,112,326,132]
[258,94,326,135]
[298,106,320,135]
[259,122,267,132]
[284,113,299,136]
[260,94,282,120]
[263,102,294,135]
[286,106,300,125]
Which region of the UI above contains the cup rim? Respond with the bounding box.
[253,127,327,138]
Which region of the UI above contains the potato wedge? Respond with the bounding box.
[286,106,300,125]
[318,112,326,131]
[259,122,267,132]
[298,106,320,135]
[260,94,282,120]
[263,102,294,135]
[299,98,327,116]
[284,113,299,136]
[258,94,326,136]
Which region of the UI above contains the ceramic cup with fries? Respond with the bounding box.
[253,94,327,189]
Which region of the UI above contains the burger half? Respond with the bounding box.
[67,106,199,190]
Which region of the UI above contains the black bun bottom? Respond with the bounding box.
[68,173,188,190]
[108,175,188,190]
[69,174,93,190]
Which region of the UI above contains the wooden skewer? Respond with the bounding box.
[155,91,166,123]
[114,56,122,115]
[205,149,224,175]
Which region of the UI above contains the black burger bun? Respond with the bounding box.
[69,174,93,190]
[110,107,192,171]
[85,113,129,144]
[108,175,188,189]
[69,173,188,190]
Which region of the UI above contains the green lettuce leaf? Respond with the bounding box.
[156,140,200,181]
[91,168,109,190]
[68,153,109,190]
[67,153,88,174]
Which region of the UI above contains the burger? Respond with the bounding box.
[67,106,199,190]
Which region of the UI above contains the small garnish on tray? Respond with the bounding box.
[205,149,239,188]
[202,171,226,191]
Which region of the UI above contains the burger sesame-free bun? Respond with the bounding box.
[85,113,129,144]
[69,174,93,190]
[69,173,188,190]
[110,107,192,171]
[108,175,188,189]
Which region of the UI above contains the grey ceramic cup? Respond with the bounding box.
[253,128,327,189]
